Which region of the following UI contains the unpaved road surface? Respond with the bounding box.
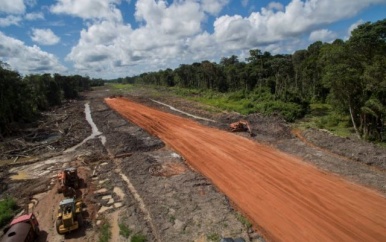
[106,97,386,242]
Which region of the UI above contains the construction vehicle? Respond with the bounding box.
[229,120,254,136]
[57,167,80,194]
[55,197,83,234]
[1,213,40,242]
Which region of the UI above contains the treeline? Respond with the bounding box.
[0,64,105,136]
[120,19,386,141]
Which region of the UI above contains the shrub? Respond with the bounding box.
[131,233,147,242]
[255,101,305,122]
[0,197,18,228]
[99,222,111,242]
[119,223,132,238]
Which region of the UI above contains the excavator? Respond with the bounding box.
[57,167,79,196]
[229,120,254,136]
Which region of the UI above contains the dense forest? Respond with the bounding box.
[0,63,104,137]
[116,19,386,142]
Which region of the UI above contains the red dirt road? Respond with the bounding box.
[105,97,386,242]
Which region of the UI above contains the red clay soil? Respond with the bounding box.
[105,97,386,242]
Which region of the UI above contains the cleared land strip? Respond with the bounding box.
[105,97,386,242]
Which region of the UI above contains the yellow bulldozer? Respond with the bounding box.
[55,197,83,234]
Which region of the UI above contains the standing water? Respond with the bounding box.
[65,103,106,153]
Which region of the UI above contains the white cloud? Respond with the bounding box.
[267,2,284,11]
[65,0,386,78]
[347,19,365,38]
[0,0,25,14]
[241,0,249,7]
[50,0,122,21]
[25,12,44,21]
[66,21,133,72]
[25,0,37,7]
[135,0,204,37]
[0,31,66,73]
[201,0,229,15]
[30,28,60,45]
[0,15,22,27]
[212,0,385,50]
[309,29,337,42]
[66,0,222,78]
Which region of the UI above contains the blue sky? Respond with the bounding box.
[0,0,385,79]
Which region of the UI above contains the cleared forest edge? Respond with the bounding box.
[105,96,386,242]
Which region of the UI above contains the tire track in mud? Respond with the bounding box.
[115,167,161,242]
[105,97,386,242]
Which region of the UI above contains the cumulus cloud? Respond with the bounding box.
[135,0,204,37]
[201,0,229,15]
[67,0,213,77]
[25,0,37,7]
[309,29,337,42]
[0,0,25,14]
[25,12,44,21]
[65,0,386,78]
[267,2,284,11]
[30,28,60,45]
[212,0,385,49]
[0,32,66,73]
[0,15,22,27]
[50,0,122,21]
[347,19,365,38]
[66,21,133,72]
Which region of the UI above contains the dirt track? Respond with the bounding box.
[106,97,386,242]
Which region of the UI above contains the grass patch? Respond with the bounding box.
[171,88,308,121]
[296,103,353,138]
[99,221,112,242]
[0,197,18,228]
[168,215,176,223]
[119,223,132,238]
[207,233,221,241]
[236,213,252,229]
[376,142,386,148]
[131,233,147,242]
[109,83,134,91]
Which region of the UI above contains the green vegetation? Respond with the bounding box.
[112,19,386,142]
[99,222,112,242]
[117,218,146,242]
[110,83,134,91]
[0,63,104,137]
[119,223,132,238]
[207,233,221,241]
[131,233,147,242]
[0,197,18,228]
[296,103,353,137]
[236,213,252,229]
[168,215,176,223]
